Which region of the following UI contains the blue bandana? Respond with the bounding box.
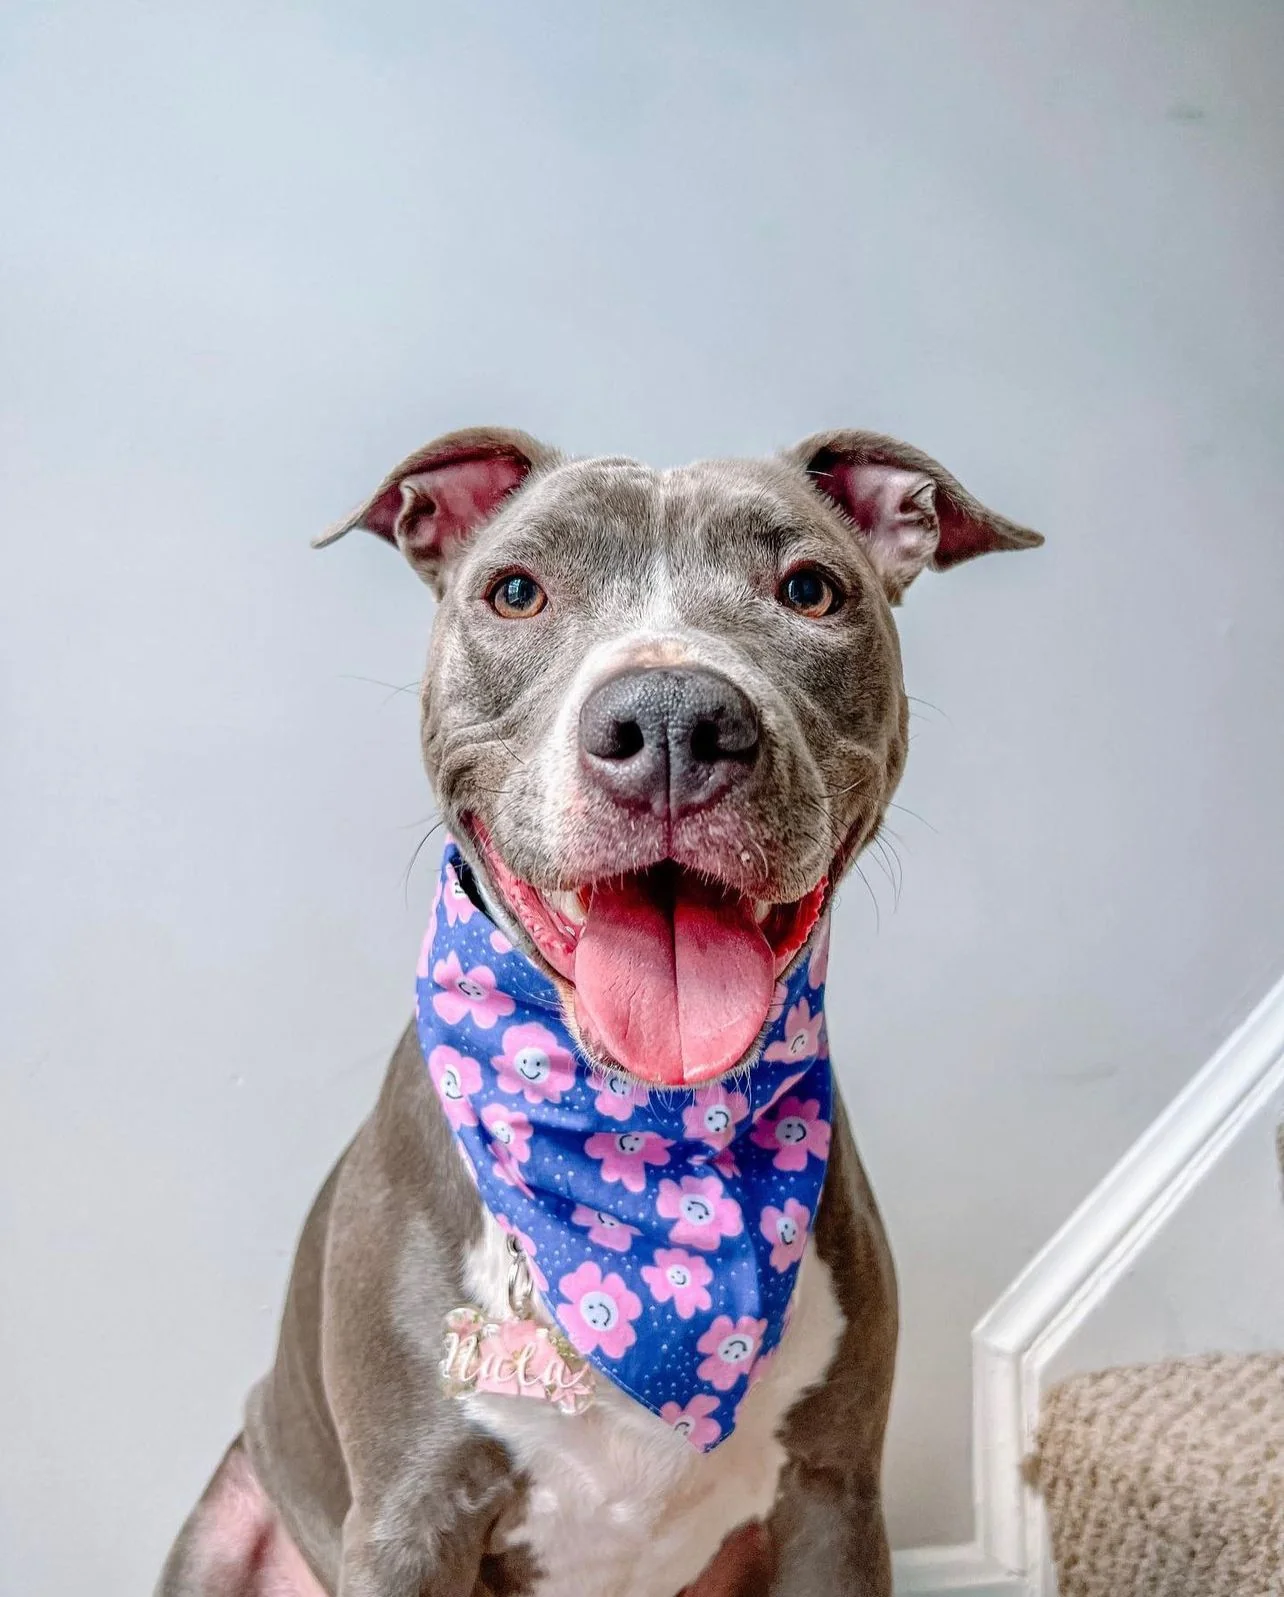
[415,843,833,1451]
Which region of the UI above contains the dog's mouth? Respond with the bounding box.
[472,824,827,1086]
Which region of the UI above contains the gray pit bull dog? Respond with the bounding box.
[157,427,1041,1597]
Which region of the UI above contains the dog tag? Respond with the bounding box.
[440,1307,596,1415]
[440,1234,595,1415]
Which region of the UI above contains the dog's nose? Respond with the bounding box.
[578,667,760,817]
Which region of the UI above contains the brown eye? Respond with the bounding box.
[488,572,547,619]
[778,567,840,618]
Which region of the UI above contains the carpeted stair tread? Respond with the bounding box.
[1031,1351,1284,1596]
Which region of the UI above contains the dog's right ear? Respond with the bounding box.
[315,427,559,595]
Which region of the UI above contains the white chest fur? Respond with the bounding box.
[460,1213,844,1597]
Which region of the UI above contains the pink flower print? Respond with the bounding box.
[421,873,444,968]
[760,1198,809,1272]
[640,1248,713,1319]
[427,1045,482,1131]
[489,929,513,955]
[747,1344,777,1391]
[696,1315,766,1391]
[767,979,789,1024]
[589,1067,651,1122]
[656,1174,743,1251]
[763,997,825,1064]
[557,1261,642,1360]
[711,1146,740,1181]
[737,1347,779,1422]
[807,915,830,989]
[682,1086,750,1151]
[491,1022,576,1104]
[431,952,516,1029]
[762,1070,806,1115]
[495,1214,548,1292]
[585,1129,671,1194]
[417,924,435,979]
[660,1393,721,1451]
[495,1161,533,1197]
[442,865,477,926]
[571,1205,640,1253]
[481,1103,532,1192]
[750,1095,831,1173]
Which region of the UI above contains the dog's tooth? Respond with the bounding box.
[545,889,587,926]
[754,901,771,924]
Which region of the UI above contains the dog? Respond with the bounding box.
[156,426,1041,1597]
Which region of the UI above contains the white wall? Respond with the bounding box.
[2,2,1283,1590]
[1048,1089,1284,1387]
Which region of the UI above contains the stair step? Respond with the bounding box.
[1031,1352,1284,1595]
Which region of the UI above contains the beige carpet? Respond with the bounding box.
[1031,1352,1284,1596]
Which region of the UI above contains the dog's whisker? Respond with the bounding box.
[397,811,444,832]
[906,693,949,722]
[875,830,900,894]
[887,800,937,834]
[869,833,904,907]
[401,820,448,903]
[867,837,897,895]
[338,673,423,707]
[338,673,421,694]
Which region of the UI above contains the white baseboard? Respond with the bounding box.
[966,968,1284,1590]
[893,1543,1024,1595]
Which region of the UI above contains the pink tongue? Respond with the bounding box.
[573,870,775,1086]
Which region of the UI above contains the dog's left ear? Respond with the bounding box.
[314,426,560,596]
[785,430,1043,604]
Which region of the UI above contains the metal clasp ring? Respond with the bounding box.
[506,1232,533,1318]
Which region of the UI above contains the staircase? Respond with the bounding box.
[1031,1352,1284,1595]
[895,983,1284,1597]
[1030,1097,1284,1594]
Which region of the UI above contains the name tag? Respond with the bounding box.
[441,1306,596,1415]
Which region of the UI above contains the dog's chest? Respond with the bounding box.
[460,1216,844,1597]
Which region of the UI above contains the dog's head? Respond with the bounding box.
[321,426,1041,1087]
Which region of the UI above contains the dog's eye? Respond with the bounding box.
[778,567,840,618]
[488,572,547,619]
